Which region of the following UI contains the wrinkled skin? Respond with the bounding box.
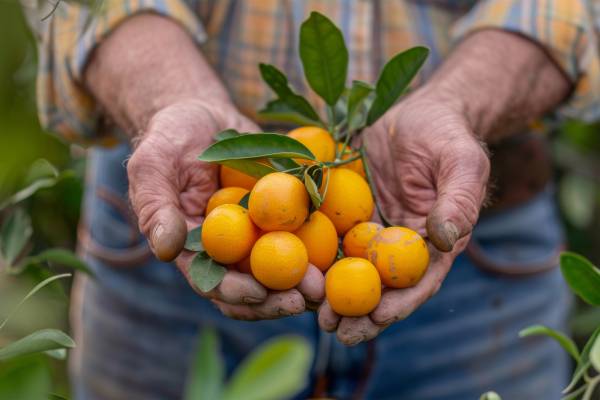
[127,100,325,319]
[318,92,490,345]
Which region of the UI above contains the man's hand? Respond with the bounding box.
[84,14,324,319]
[318,29,571,345]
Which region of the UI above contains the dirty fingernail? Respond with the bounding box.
[438,221,459,252]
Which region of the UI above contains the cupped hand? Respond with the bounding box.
[127,99,324,319]
[319,90,490,345]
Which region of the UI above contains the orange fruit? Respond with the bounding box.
[294,211,338,271]
[319,168,374,235]
[220,165,258,190]
[288,126,335,163]
[325,257,381,317]
[201,204,259,264]
[336,144,366,178]
[343,222,383,259]
[250,231,309,290]
[248,172,309,232]
[367,227,429,288]
[205,187,249,215]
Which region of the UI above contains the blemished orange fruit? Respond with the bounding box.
[325,257,381,317]
[201,204,259,264]
[288,126,336,163]
[343,222,383,259]
[248,172,309,232]
[250,231,309,290]
[319,168,374,235]
[219,165,258,190]
[293,211,338,271]
[367,226,429,288]
[336,144,366,178]
[205,187,249,215]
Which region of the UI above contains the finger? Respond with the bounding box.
[426,136,489,252]
[318,301,341,332]
[336,316,384,346]
[297,264,325,305]
[213,289,305,320]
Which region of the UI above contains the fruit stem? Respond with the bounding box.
[326,153,361,167]
[359,146,394,227]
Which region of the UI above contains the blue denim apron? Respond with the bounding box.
[72,143,570,400]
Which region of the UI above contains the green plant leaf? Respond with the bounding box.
[258,99,322,127]
[590,333,600,371]
[347,80,374,130]
[564,326,600,393]
[184,328,224,400]
[0,207,32,267]
[0,356,52,400]
[189,252,227,293]
[222,336,312,400]
[258,64,321,124]
[44,348,67,360]
[0,273,71,331]
[199,134,315,162]
[268,158,302,172]
[220,159,276,179]
[479,392,502,400]
[48,394,69,400]
[215,129,241,142]
[0,329,75,361]
[519,325,580,361]
[367,46,429,126]
[304,171,322,209]
[239,193,250,209]
[185,226,203,252]
[299,12,348,106]
[25,248,94,276]
[23,159,59,185]
[560,252,600,306]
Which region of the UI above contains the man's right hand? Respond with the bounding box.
[127,99,325,319]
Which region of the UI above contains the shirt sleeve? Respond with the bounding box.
[452,0,600,123]
[35,0,206,146]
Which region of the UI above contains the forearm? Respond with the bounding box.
[424,29,572,141]
[84,13,231,137]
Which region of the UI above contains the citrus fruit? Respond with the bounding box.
[219,165,258,190]
[205,187,249,215]
[325,257,381,317]
[336,143,366,178]
[294,211,338,271]
[201,204,259,264]
[319,168,374,235]
[288,126,335,163]
[248,172,309,232]
[250,231,309,290]
[343,222,383,259]
[367,226,429,288]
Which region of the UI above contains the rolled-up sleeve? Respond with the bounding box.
[35,0,206,145]
[452,0,600,122]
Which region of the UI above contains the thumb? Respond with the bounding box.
[426,138,489,252]
[127,136,187,262]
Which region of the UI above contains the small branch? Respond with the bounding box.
[326,154,361,167]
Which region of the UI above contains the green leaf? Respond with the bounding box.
[299,12,348,106]
[48,394,69,400]
[189,252,227,293]
[184,328,224,400]
[304,171,322,209]
[44,349,67,360]
[0,329,75,361]
[0,356,52,400]
[367,46,429,126]
[258,64,321,124]
[223,336,312,400]
[220,159,276,179]
[0,177,60,210]
[26,248,94,276]
[268,158,302,172]
[215,129,241,142]
[239,193,250,209]
[479,392,502,400]
[185,226,203,252]
[259,99,322,127]
[23,159,59,185]
[347,80,374,130]
[560,252,600,306]
[590,334,600,371]
[519,325,580,361]
[564,326,600,393]
[0,273,71,331]
[0,208,32,267]
[199,134,315,162]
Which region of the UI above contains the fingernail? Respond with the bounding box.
[152,224,165,245]
[242,296,263,304]
[278,308,292,316]
[440,221,459,251]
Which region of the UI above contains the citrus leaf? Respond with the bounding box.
[347,80,374,130]
[591,334,600,371]
[189,252,226,293]
[222,336,312,400]
[259,64,321,124]
[0,329,75,361]
[367,46,429,126]
[45,348,67,360]
[185,226,203,252]
[519,324,580,361]
[239,193,250,209]
[564,326,600,393]
[0,178,58,210]
[268,158,301,172]
[304,172,322,209]
[26,248,94,276]
[258,99,322,127]
[560,252,600,306]
[0,207,32,267]
[299,12,348,106]
[23,159,59,185]
[220,159,276,179]
[199,134,315,162]
[214,129,241,142]
[48,394,69,400]
[184,328,224,400]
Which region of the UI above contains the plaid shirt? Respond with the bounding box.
[27,0,600,145]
